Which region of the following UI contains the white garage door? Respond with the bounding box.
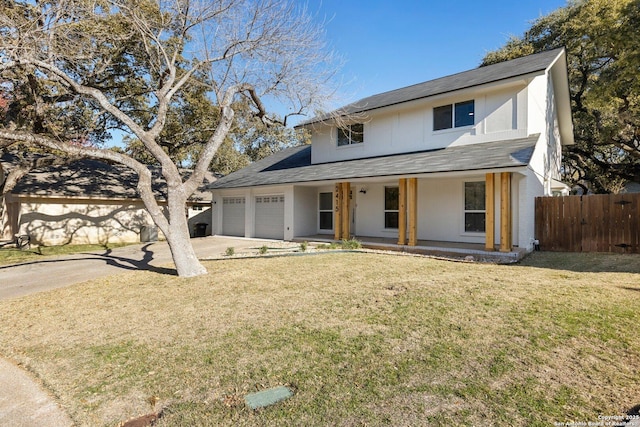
[222,197,245,236]
[255,195,284,239]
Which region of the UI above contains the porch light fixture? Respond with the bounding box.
[359,188,367,194]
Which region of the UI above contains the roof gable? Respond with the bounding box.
[299,48,566,126]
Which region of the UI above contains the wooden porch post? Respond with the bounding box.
[341,182,351,239]
[485,173,495,251]
[408,178,418,246]
[397,178,407,245]
[334,183,342,240]
[500,172,512,252]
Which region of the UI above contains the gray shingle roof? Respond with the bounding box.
[299,48,564,126]
[209,135,539,189]
[4,156,215,202]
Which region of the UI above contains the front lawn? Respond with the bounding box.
[0,252,638,426]
[0,242,135,266]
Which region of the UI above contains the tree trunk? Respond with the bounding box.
[163,195,208,278]
[165,230,207,277]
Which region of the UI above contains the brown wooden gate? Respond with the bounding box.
[535,194,640,253]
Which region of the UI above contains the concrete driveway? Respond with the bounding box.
[0,236,296,301]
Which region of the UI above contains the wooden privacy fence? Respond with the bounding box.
[535,193,640,253]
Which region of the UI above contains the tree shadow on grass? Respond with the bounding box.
[0,243,177,276]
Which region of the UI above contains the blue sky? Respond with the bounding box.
[300,0,567,114]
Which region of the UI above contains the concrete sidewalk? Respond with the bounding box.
[0,236,300,426]
[0,358,73,427]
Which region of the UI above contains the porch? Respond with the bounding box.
[293,234,527,262]
[327,173,518,253]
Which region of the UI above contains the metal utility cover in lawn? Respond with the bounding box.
[245,386,294,409]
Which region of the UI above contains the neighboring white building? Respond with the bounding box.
[1,158,215,245]
[209,48,574,255]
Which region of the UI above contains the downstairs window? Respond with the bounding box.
[319,192,333,230]
[464,181,485,233]
[384,186,399,229]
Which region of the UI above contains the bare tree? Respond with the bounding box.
[0,0,337,277]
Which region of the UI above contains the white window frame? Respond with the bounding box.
[433,100,475,132]
[462,180,486,234]
[384,186,399,230]
[337,123,364,146]
[318,191,333,231]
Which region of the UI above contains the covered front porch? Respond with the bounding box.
[310,172,521,254]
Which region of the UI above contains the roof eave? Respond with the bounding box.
[210,165,531,190]
[296,72,546,129]
[547,48,575,145]
[209,135,537,190]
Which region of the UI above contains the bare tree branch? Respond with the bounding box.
[0,129,169,231]
[0,0,339,276]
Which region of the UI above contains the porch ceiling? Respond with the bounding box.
[209,135,538,190]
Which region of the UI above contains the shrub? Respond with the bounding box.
[341,238,362,249]
[225,247,235,256]
[259,245,268,255]
[300,241,308,252]
[317,239,361,250]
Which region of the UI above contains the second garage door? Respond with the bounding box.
[255,195,284,239]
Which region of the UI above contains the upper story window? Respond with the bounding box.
[433,100,475,131]
[337,123,364,146]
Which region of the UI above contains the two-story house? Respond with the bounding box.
[208,48,573,257]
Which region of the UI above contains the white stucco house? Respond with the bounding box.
[208,48,573,256]
[1,157,214,246]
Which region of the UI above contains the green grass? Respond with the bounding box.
[0,252,638,426]
[0,242,135,266]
